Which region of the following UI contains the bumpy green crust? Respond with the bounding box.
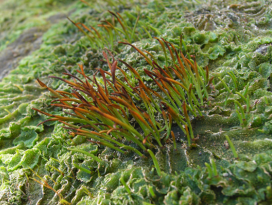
[0,0,272,204]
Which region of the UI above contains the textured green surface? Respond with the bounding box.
[0,0,272,204]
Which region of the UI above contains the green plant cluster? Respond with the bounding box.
[0,0,272,204]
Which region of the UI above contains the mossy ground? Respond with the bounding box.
[0,0,272,204]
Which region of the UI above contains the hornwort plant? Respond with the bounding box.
[225,135,238,159]
[217,75,249,128]
[68,10,147,51]
[33,37,213,176]
[30,168,71,205]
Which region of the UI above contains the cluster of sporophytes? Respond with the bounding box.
[33,36,213,175]
[68,9,157,51]
[218,73,251,128]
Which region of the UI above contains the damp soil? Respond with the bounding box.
[0,12,69,81]
[0,27,45,80]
